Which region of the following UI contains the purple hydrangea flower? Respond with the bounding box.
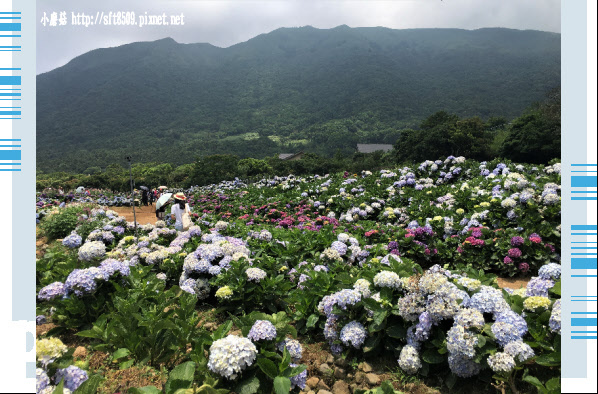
[510,236,525,247]
[414,311,433,341]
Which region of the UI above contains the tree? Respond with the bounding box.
[238,158,272,178]
[190,155,240,186]
[500,87,560,163]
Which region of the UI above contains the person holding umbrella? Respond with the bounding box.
[170,192,192,231]
[155,192,172,220]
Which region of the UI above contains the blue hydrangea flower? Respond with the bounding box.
[62,233,82,249]
[318,289,361,316]
[38,282,67,301]
[188,226,202,238]
[491,322,522,347]
[208,265,222,276]
[277,338,303,361]
[469,286,509,314]
[37,368,50,393]
[494,310,528,337]
[102,231,115,243]
[339,321,367,349]
[447,325,478,358]
[65,268,108,296]
[99,259,130,277]
[247,320,277,342]
[331,241,348,256]
[54,365,88,391]
[219,255,233,269]
[448,353,481,378]
[297,274,310,289]
[538,263,561,281]
[504,340,535,362]
[181,285,195,295]
[526,277,555,297]
[427,283,465,321]
[289,363,307,390]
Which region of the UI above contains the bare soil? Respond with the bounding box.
[36,323,57,337]
[98,365,167,394]
[111,205,158,225]
[496,277,530,290]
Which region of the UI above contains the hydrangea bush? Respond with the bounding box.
[36,156,562,393]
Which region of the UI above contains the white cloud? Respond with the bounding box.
[36,0,560,74]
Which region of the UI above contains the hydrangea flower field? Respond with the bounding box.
[36,157,562,394]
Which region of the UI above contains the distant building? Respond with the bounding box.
[356,144,393,153]
[278,152,305,161]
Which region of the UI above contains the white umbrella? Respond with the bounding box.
[76,186,85,193]
[156,193,173,210]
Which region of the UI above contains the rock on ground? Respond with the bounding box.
[332,380,350,394]
[365,373,380,386]
[319,363,333,375]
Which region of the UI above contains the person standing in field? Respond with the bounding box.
[142,189,148,206]
[170,192,191,231]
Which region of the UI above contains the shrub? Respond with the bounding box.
[41,207,82,240]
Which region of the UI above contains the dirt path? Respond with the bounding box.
[497,277,530,290]
[111,205,158,225]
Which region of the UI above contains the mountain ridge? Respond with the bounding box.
[37,26,561,173]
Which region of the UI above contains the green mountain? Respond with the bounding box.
[37,26,560,172]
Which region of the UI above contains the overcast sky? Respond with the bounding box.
[36,0,561,75]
